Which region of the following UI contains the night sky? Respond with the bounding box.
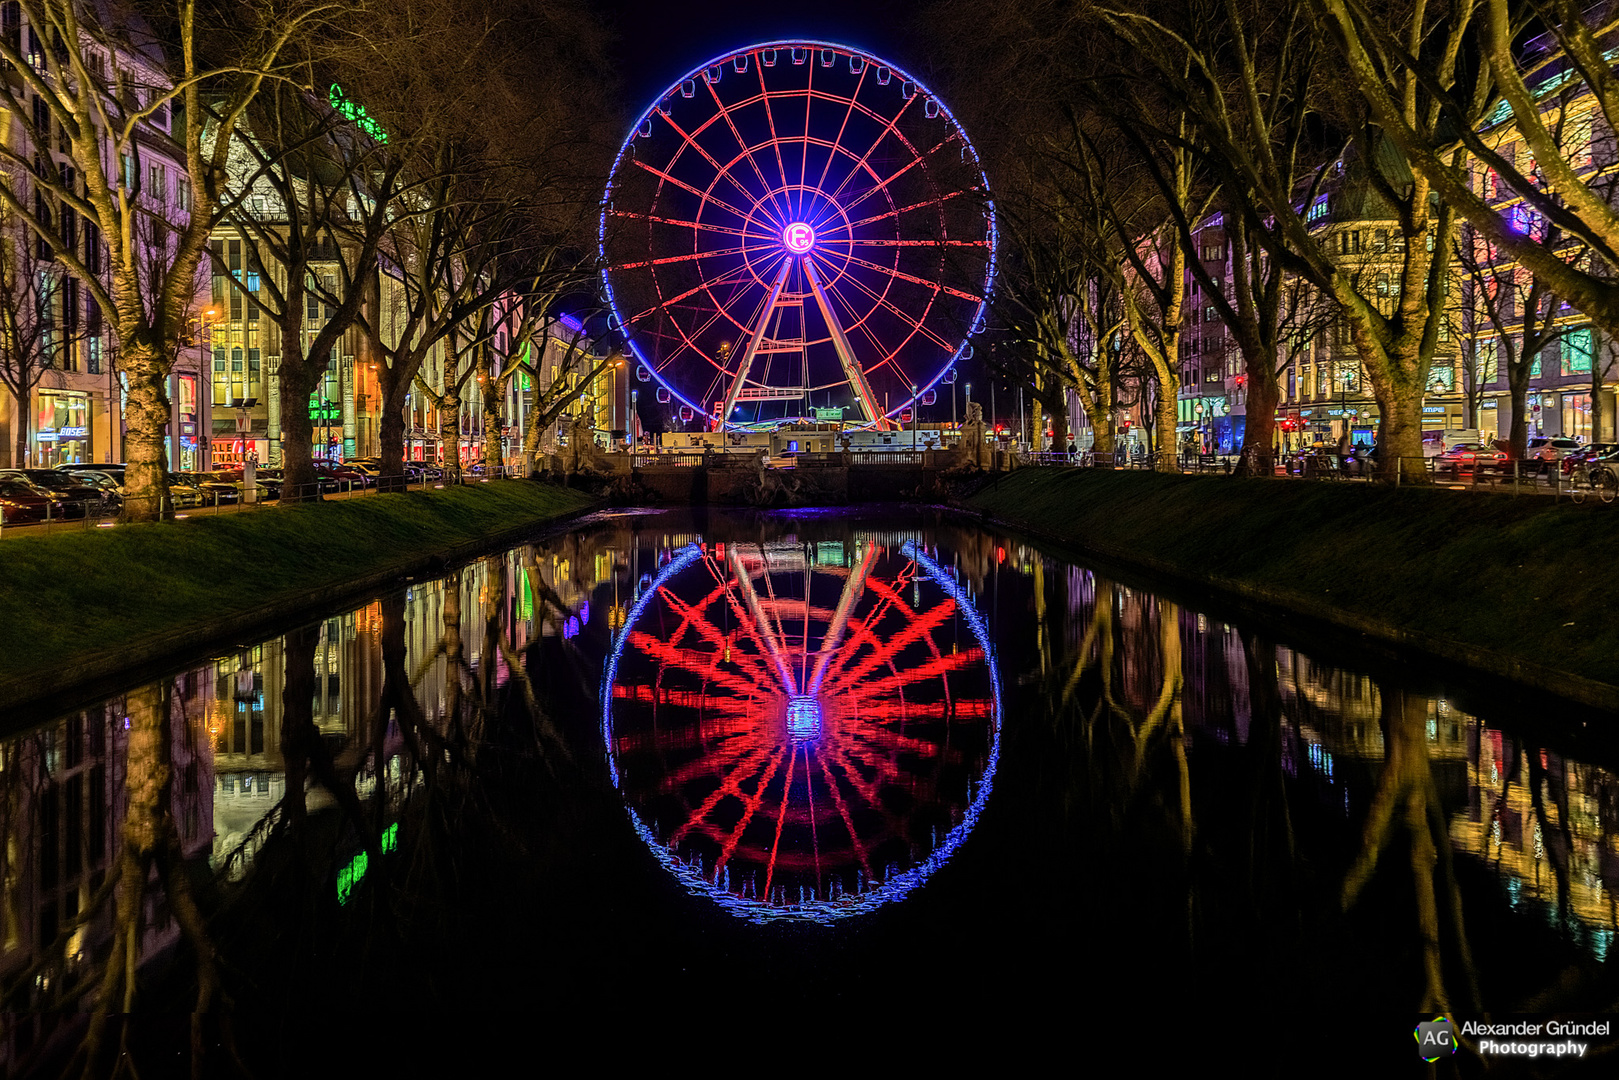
[599,0,919,116]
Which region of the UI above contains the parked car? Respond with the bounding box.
[1562,442,1618,475]
[65,470,125,501]
[314,462,372,489]
[163,473,206,508]
[0,478,67,524]
[1525,436,1583,471]
[1437,443,1507,470]
[1583,446,1619,482]
[1,469,108,516]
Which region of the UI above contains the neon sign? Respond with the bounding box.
[329,84,389,145]
[781,221,815,254]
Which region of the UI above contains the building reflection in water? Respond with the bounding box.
[1042,553,1619,986]
[605,537,1001,921]
[0,514,1614,1067]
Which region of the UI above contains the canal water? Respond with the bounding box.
[3,507,1617,1073]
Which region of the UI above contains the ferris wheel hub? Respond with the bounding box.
[786,694,823,742]
[781,222,816,255]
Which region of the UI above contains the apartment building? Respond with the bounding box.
[1461,44,1619,445]
[0,3,199,470]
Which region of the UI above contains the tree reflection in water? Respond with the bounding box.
[0,514,1616,1073]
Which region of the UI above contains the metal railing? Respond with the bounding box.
[630,452,706,468]
[849,450,925,465]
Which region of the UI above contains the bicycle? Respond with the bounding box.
[1569,461,1619,504]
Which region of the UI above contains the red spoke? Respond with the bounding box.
[836,249,984,304]
[609,209,776,242]
[813,252,958,359]
[631,158,756,225]
[702,77,794,229]
[615,245,749,271]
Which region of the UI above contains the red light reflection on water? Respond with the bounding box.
[609,543,995,913]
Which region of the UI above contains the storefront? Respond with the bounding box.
[33,390,91,467]
[1562,392,1593,441]
[1420,401,1467,431]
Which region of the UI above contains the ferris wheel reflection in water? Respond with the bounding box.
[603,538,1001,922]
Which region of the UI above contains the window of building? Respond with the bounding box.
[213,347,228,405]
[1563,392,1593,439]
[1562,326,1593,373]
[176,178,190,212]
[148,164,165,202]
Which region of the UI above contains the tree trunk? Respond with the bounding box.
[280,623,318,827]
[481,376,503,473]
[1241,366,1280,476]
[377,385,407,491]
[1373,377,1427,482]
[278,360,319,502]
[120,342,173,522]
[1508,362,1532,460]
[439,401,461,482]
[1154,382,1179,472]
[13,392,26,469]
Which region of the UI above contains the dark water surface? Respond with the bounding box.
[4,507,1618,1073]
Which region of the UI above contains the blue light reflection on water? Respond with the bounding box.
[600,538,1002,924]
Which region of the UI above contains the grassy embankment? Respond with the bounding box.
[0,482,597,708]
[965,469,1619,693]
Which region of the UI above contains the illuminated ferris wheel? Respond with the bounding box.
[602,538,1001,922]
[600,41,996,430]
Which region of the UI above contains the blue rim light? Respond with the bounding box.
[601,537,1002,924]
[598,39,999,432]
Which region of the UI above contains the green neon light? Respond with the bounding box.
[329,84,389,145]
[336,823,399,905]
[337,851,367,905]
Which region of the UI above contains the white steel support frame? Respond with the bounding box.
[804,258,892,431]
[716,260,792,428]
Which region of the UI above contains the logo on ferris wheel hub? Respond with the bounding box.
[782,222,816,254]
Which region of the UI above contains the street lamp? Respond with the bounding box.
[911,383,918,451]
[612,357,624,450]
[1340,365,1355,446]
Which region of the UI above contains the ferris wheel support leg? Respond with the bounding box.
[804,258,892,431]
[808,541,877,695]
[717,259,792,430]
[725,544,800,695]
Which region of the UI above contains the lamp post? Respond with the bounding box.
[612,357,624,449]
[911,383,918,452]
[1340,365,1354,446]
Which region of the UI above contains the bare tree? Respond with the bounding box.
[990,135,1131,456]
[1321,0,1619,341]
[0,209,92,466]
[0,0,334,519]
[220,81,402,499]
